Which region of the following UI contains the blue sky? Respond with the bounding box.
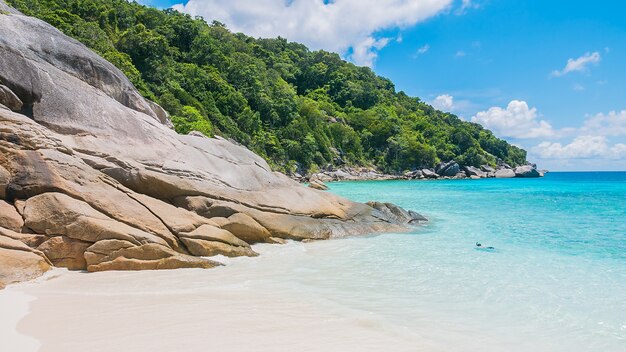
[139,0,626,170]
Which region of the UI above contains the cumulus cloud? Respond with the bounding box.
[417,44,430,54]
[173,0,454,67]
[581,110,626,137]
[471,100,555,139]
[431,94,454,111]
[531,136,626,160]
[551,51,601,77]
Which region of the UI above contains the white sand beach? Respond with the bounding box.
[1,244,441,352]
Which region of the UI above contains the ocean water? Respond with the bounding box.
[8,172,626,352]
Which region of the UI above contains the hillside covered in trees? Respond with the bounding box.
[6,0,527,174]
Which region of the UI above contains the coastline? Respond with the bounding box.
[2,243,440,352]
[297,161,546,185]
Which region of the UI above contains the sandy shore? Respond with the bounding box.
[0,288,40,352]
[0,244,439,352]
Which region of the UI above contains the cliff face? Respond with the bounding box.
[0,2,423,288]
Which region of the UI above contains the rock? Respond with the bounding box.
[180,237,258,258]
[464,166,486,178]
[0,247,51,289]
[266,237,288,244]
[0,84,22,111]
[0,229,51,288]
[435,161,460,177]
[514,165,541,178]
[453,172,467,179]
[84,239,136,267]
[0,10,165,125]
[212,213,271,244]
[0,165,9,199]
[127,193,215,235]
[367,202,427,224]
[0,200,24,232]
[308,180,329,190]
[421,169,439,179]
[0,226,47,247]
[480,165,495,173]
[172,196,237,219]
[23,193,169,247]
[495,169,516,178]
[403,169,422,180]
[37,236,91,270]
[179,224,248,248]
[87,244,221,272]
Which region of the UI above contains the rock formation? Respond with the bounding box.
[0,2,425,288]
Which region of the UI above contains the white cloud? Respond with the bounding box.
[417,44,430,54]
[455,50,466,57]
[572,83,585,91]
[173,0,454,67]
[431,94,454,111]
[582,110,626,137]
[471,100,555,139]
[531,136,626,160]
[551,51,601,77]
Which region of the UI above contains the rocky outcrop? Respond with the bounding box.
[0,3,425,288]
[435,160,460,177]
[514,164,541,178]
[495,169,516,178]
[309,167,400,182]
[464,166,486,178]
[308,179,329,190]
[422,169,439,179]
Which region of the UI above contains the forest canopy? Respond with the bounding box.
[7,0,528,174]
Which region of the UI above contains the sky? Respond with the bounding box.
[138,0,626,171]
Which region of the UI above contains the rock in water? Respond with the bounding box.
[495,169,516,178]
[435,161,461,177]
[514,165,541,178]
[464,166,486,178]
[0,2,424,288]
[421,169,439,179]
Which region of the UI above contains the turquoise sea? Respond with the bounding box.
[8,172,626,352]
[322,171,626,351]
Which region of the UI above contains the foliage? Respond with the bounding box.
[8,0,528,173]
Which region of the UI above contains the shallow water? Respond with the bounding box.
[7,172,626,351]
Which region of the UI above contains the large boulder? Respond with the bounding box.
[421,169,439,179]
[0,230,51,288]
[179,224,257,257]
[514,165,541,178]
[211,213,272,244]
[0,200,23,232]
[37,236,91,270]
[495,169,516,178]
[464,166,486,178]
[366,202,427,224]
[435,161,461,177]
[86,243,220,272]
